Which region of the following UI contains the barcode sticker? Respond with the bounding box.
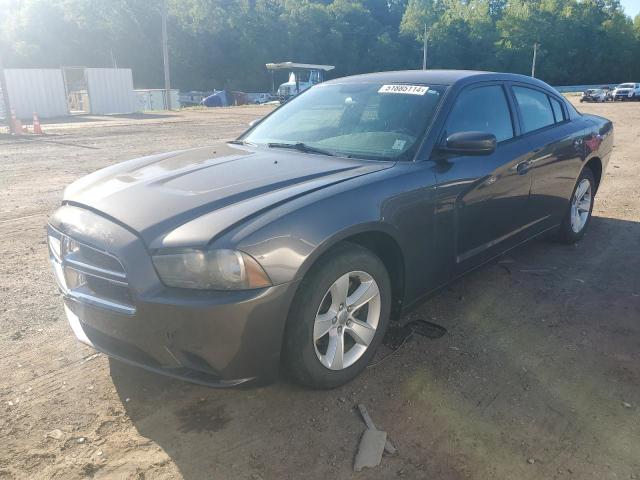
[378,84,429,95]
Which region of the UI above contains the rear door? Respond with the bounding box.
[432,82,535,274]
[509,84,589,229]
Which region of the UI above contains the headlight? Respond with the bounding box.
[152,249,272,290]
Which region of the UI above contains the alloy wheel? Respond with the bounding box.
[313,271,381,370]
[570,178,592,233]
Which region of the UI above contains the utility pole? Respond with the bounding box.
[161,0,172,110]
[422,24,428,70]
[531,42,538,78]
[0,52,14,134]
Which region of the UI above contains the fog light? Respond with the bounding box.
[62,237,80,257]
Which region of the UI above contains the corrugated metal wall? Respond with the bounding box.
[86,68,137,115]
[4,69,68,119]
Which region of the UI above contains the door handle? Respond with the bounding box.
[516,160,532,175]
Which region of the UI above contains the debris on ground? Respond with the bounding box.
[354,429,387,472]
[357,404,397,455]
[45,429,64,440]
[353,403,397,472]
[408,319,447,339]
[371,318,448,368]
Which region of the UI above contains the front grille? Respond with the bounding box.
[47,227,135,315]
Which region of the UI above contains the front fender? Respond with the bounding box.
[214,163,439,305]
[229,177,403,285]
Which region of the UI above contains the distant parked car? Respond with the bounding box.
[601,86,614,102]
[580,89,606,103]
[613,83,640,101]
[249,93,275,104]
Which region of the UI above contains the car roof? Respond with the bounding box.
[324,69,554,90]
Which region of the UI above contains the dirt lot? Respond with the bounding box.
[0,101,639,480]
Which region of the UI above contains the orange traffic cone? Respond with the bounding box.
[32,112,43,134]
[10,110,22,136]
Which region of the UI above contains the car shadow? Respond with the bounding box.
[109,215,640,480]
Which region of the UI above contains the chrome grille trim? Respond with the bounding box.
[64,258,128,283]
[47,226,135,315]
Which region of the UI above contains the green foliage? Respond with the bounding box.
[0,0,638,90]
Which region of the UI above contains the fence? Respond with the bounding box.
[553,84,620,93]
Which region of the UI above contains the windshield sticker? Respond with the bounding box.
[392,139,407,150]
[378,84,429,95]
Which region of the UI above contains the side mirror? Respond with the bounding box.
[441,131,497,155]
[248,119,260,128]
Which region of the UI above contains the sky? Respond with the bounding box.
[621,0,640,18]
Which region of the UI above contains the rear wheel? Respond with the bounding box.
[282,243,391,389]
[555,168,595,244]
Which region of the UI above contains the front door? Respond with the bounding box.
[432,83,535,274]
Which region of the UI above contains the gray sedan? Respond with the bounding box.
[48,70,612,388]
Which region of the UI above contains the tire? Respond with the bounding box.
[554,167,596,244]
[282,243,392,389]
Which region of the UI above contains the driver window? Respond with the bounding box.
[446,85,514,143]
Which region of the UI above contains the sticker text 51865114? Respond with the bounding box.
[378,84,429,95]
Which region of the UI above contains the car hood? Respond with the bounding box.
[63,143,393,249]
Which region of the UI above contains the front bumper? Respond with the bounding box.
[49,205,299,387]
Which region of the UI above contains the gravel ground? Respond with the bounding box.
[0,101,638,480]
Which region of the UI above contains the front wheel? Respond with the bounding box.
[555,168,595,244]
[282,243,391,389]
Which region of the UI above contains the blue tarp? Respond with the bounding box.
[201,90,231,107]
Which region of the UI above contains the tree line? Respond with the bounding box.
[1,0,639,92]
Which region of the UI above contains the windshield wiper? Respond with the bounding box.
[267,142,336,157]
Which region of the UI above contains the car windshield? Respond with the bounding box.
[619,83,634,88]
[242,82,446,161]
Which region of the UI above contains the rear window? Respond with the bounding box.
[549,96,565,123]
[513,86,555,133]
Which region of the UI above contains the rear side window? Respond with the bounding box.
[446,85,514,142]
[549,96,565,123]
[513,86,555,133]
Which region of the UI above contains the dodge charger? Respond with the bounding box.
[48,70,613,389]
